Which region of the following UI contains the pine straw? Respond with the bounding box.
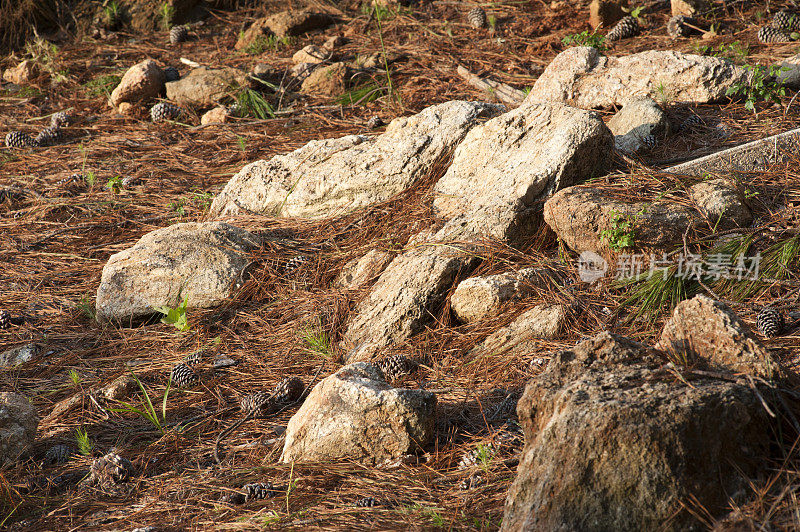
[2,0,800,529]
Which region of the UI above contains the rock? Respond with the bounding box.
[671,0,709,17]
[210,101,502,218]
[0,344,38,368]
[116,102,139,116]
[433,102,613,242]
[2,60,37,84]
[165,67,247,109]
[526,47,749,109]
[323,35,347,50]
[502,332,772,531]
[343,235,480,360]
[776,53,800,90]
[301,62,348,96]
[688,178,752,228]
[665,127,800,176]
[200,106,230,125]
[607,97,669,153]
[544,186,704,253]
[292,44,327,65]
[280,363,436,465]
[334,249,394,290]
[100,375,139,401]
[0,392,38,464]
[450,268,549,323]
[95,222,259,322]
[589,0,626,29]
[266,9,333,38]
[235,18,273,51]
[291,62,317,82]
[657,295,777,380]
[109,59,166,107]
[471,304,568,356]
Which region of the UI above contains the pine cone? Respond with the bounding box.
[273,376,304,403]
[758,25,792,44]
[184,351,203,366]
[489,392,519,422]
[354,496,380,507]
[43,444,74,465]
[467,7,487,29]
[666,15,697,38]
[150,102,183,123]
[678,114,705,131]
[169,25,188,44]
[170,363,199,387]
[89,451,133,489]
[283,255,310,277]
[35,126,62,147]
[757,307,784,338]
[0,310,10,329]
[240,391,271,416]
[375,355,417,382]
[243,482,276,501]
[50,111,72,128]
[5,131,35,148]
[607,16,640,42]
[366,116,384,129]
[772,10,800,33]
[641,134,657,150]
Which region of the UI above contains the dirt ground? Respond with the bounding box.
[2,0,800,530]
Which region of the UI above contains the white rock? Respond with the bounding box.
[210,101,503,218]
[0,344,37,367]
[451,268,547,323]
[96,222,259,322]
[526,47,749,109]
[280,363,436,465]
[0,392,38,465]
[109,59,165,107]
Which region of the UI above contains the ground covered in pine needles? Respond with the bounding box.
[2,0,800,530]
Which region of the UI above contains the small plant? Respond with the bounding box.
[561,30,608,51]
[159,1,176,30]
[338,82,385,106]
[76,295,96,321]
[301,322,332,358]
[154,295,190,332]
[362,2,392,22]
[83,74,121,98]
[169,199,186,216]
[84,171,97,187]
[68,369,82,387]
[25,36,65,83]
[235,88,274,119]
[726,65,787,112]
[600,209,635,250]
[75,427,93,456]
[110,372,171,435]
[487,14,497,31]
[243,34,292,55]
[475,443,495,470]
[103,1,121,26]
[236,135,247,152]
[105,175,122,194]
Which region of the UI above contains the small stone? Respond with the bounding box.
[300,62,349,97]
[164,66,180,82]
[366,116,384,129]
[0,343,37,367]
[200,106,230,125]
[292,45,327,65]
[109,59,166,107]
[2,60,37,85]
[101,374,139,401]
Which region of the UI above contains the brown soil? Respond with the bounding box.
[1,1,800,530]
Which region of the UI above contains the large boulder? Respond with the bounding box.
[280,363,436,465]
[432,102,613,242]
[657,295,777,379]
[503,332,772,531]
[526,47,749,109]
[1,392,38,465]
[109,59,165,107]
[165,67,248,108]
[96,222,259,322]
[210,101,502,218]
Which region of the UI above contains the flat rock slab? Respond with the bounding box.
[526,47,749,109]
[451,268,552,323]
[657,295,777,379]
[211,101,502,218]
[503,332,772,531]
[666,127,800,176]
[280,363,436,465]
[165,67,247,108]
[96,222,259,323]
[433,102,613,242]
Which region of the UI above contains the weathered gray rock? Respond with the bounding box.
[503,332,771,531]
[607,97,669,153]
[165,67,247,108]
[334,249,394,290]
[689,178,752,228]
[526,47,749,109]
[433,102,613,242]
[300,62,348,97]
[451,268,549,323]
[0,392,38,464]
[0,344,38,368]
[776,53,800,90]
[472,304,568,356]
[210,101,502,218]
[666,127,800,176]
[280,363,436,465]
[657,295,777,379]
[264,9,333,38]
[110,59,166,107]
[96,222,259,322]
[544,186,701,253]
[343,234,480,360]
